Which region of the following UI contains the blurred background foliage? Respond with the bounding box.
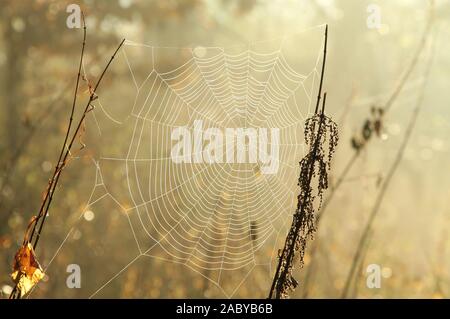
[0,0,449,298]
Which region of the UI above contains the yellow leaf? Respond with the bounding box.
[11,243,45,297]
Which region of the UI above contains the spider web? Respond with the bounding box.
[35,25,330,298]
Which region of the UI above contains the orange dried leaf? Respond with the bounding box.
[11,243,45,297]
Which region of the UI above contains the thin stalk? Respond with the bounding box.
[300,4,434,297]
[9,16,86,300]
[32,37,125,250]
[341,34,435,298]
[10,14,125,298]
[28,13,86,246]
[349,229,373,298]
[268,25,328,299]
[269,93,328,299]
[314,25,328,114]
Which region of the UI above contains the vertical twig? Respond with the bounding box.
[300,3,434,297]
[269,25,336,299]
[9,12,125,299]
[314,25,328,114]
[28,13,87,248]
[8,14,87,300]
[31,37,126,250]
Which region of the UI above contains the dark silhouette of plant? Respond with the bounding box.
[268,25,339,299]
[301,2,434,297]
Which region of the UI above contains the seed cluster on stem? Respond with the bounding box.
[268,25,339,299]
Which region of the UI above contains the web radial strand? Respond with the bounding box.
[115,43,319,280]
[39,27,329,298]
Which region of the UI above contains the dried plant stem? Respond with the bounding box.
[269,25,338,299]
[349,229,373,298]
[269,94,328,299]
[9,13,125,299]
[1,50,108,220]
[31,38,125,250]
[341,35,435,298]
[314,25,328,114]
[300,153,356,298]
[300,4,434,297]
[337,86,357,125]
[27,15,87,249]
[383,7,433,113]
[8,15,87,300]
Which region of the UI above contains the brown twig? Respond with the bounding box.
[31,41,125,250]
[8,13,87,300]
[9,12,125,299]
[27,12,88,250]
[1,47,112,221]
